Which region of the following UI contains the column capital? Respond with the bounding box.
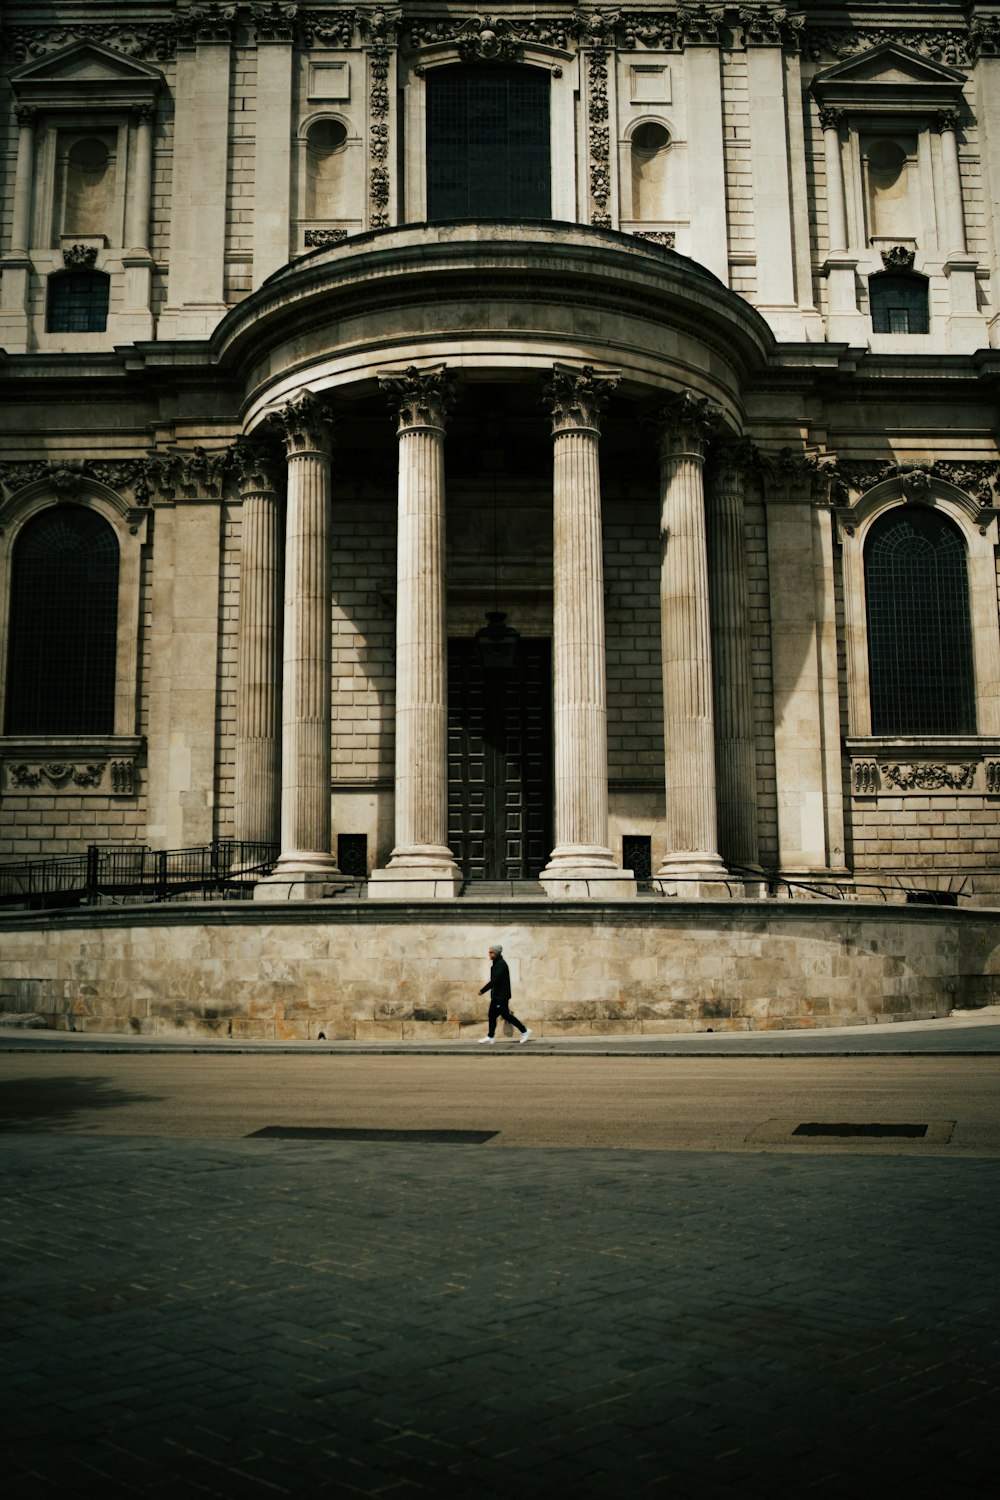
[379,364,457,435]
[543,364,620,437]
[817,106,843,131]
[706,434,757,483]
[273,393,336,457]
[14,104,37,128]
[250,2,299,44]
[230,437,285,496]
[131,102,157,126]
[936,108,962,134]
[650,392,721,462]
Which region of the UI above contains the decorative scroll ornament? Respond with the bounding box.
[544,364,620,434]
[379,365,458,432]
[229,438,285,496]
[880,763,977,792]
[62,244,99,270]
[619,12,683,51]
[853,761,880,796]
[633,230,676,248]
[299,8,358,47]
[739,5,804,50]
[304,228,348,247]
[677,4,727,47]
[408,13,573,52]
[834,460,1000,508]
[987,761,1000,794]
[249,2,299,43]
[880,244,916,273]
[456,14,522,62]
[175,3,238,46]
[804,28,969,67]
[1,24,178,63]
[273,393,337,454]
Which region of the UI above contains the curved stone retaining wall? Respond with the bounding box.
[2,899,1000,1038]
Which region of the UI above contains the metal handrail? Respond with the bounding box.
[0,840,280,909]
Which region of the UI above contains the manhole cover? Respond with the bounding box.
[247,1126,498,1143]
[793,1122,928,1138]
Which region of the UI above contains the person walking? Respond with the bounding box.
[477,945,531,1044]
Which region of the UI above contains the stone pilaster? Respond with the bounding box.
[121,103,156,341]
[251,5,296,287]
[255,394,347,899]
[369,367,463,898]
[0,105,35,351]
[936,109,983,350]
[681,13,728,284]
[232,439,284,853]
[706,438,761,880]
[540,365,636,898]
[653,393,729,896]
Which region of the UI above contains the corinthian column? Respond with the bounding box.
[369,366,463,898]
[255,394,347,899]
[654,393,729,896]
[232,439,283,853]
[540,366,636,898]
[706,438,761,880]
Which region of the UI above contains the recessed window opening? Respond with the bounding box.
[631,122,670,221]
[305,118,350,219]
[425,64,551,221]
[863,133,916,240]
[864,506,975,735]
[46,270,110,333]
[63,136,112,236]
[5,507,119,735]
[869,273,928,334]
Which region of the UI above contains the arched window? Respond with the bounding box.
[4,507,119,735]
[425,64,550,221]
[46,270,110,333]
[864,507,975,735]
[630,121,670,222]
[869,272,929,335]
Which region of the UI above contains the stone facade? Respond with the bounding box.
[3,2,1000,1028]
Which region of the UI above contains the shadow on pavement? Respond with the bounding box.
[0,1075,160,1131]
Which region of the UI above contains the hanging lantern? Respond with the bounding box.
[475,611,520,676]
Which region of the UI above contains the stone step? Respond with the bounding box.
[461,880,547,898]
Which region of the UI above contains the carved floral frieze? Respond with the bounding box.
[851,754,990,796]
[1,745,141,798]
[0,450,234,510]
[803,27,970,67]
[304,228,349,247]
[833,460,1000,509]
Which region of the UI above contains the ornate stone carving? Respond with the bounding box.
[619,12,683,52]
[652,391,721,457]
[880,244,916,273]
[361,12,395,230]
[0,462,48,500]
[131,103,157,126]
[408,12,573,52]
[13,105,38,128]
[853,761,880,796]
[632,230,677,248]
[7,762,106,790]
[544,365,619,434]
[968,17,1000,62]
[835,460,1000,508]
[585,42,612,228]
[229,438,284,496]
[274,393,337,454]
[250,3,299,43]
[380,365,457,432]
[175,3,238,46]
[304,228,349,248]
[880,762,977,792]
[0,453,234,508]
[110,761,136,795]
[804,28,969,67]
[739,5,804,50]
[62,244,99,270]
[756,447,839,502]
[299,8,358,47]
[2,24,178,63]
[936,108,962,134]
[817,106,843,131]
[678,4,727,47]
[707,434,757,479]
[987,761,1000,794]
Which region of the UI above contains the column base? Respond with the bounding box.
[253,852,352,902]
[367,847,463,900]
[539,846,636,900]
[653,853,736,899]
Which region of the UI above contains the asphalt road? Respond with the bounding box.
[1,1052,998,1155]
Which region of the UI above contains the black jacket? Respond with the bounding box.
[479,954,511,1004]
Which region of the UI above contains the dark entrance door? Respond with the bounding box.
[447,638,552,881]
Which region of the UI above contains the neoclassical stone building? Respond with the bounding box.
[3,0,1000,1033]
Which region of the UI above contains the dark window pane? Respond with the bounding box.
[865,507,975,735]
[337,834,368,877]
[46,271,110,333]
[5,508,119,734]
[426,65,550,221]
[870,273,928,334]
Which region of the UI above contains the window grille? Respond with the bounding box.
[337,833,368,878]
[46,270,110,333]
[425,65,551,221]
[5,508,119,734]
[622,835,653,882]
[864,507,975,735]
[869,273,928,335]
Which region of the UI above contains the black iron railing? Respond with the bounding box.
[0,841,279,909]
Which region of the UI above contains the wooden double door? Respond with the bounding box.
[447,638,552,881]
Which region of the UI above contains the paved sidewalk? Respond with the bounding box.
[2,1011,1000,1055]
[1,1134,997,1497]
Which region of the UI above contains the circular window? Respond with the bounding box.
[307,120,349,156]
[631,122,670,156]
[68,137,110,172]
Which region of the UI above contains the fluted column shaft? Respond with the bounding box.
[234,443,283,849]
[10,107,36,255]
[706,443,760,871]
[369,367,461,896]
[655,395,727,888]
[540,366,635,896]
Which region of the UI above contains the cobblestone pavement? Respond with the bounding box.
[1,1134,997,1497]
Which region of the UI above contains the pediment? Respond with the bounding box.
[10,41,163,106]
[813,44,967,89]
[811,43,966,115]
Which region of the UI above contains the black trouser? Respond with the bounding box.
[488,996,527,1037]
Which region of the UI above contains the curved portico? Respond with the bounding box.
[219,223,773,898]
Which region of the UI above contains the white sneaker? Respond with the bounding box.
[519,1028,533,1044]
[478,1035,495,1044]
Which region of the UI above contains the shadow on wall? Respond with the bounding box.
[0,1075,161,1132]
